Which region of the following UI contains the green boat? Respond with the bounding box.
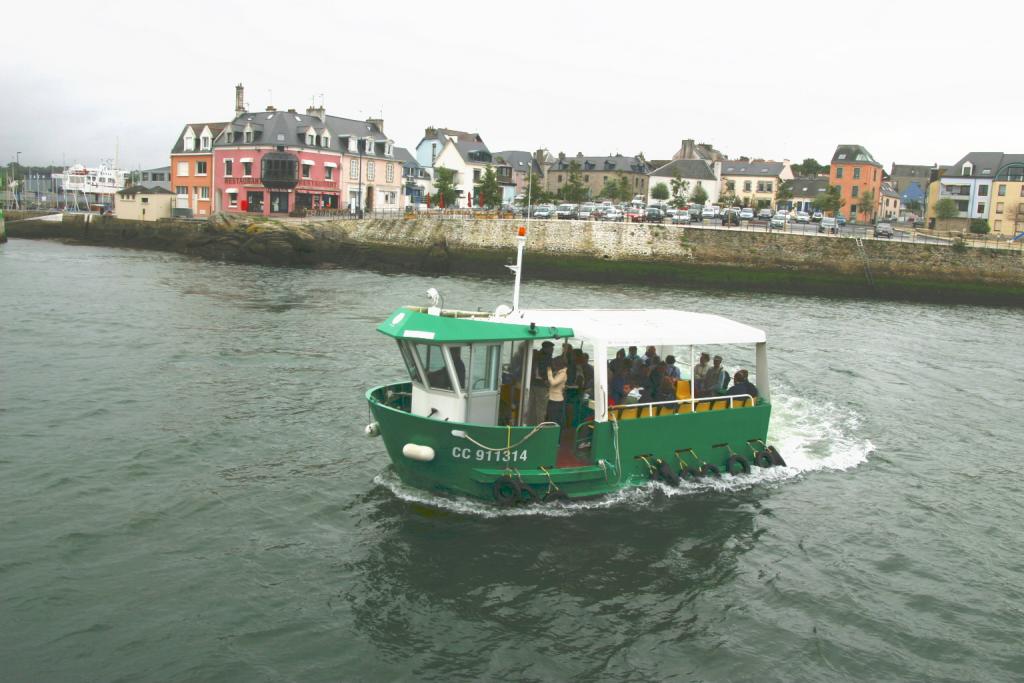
[366,230,784,506]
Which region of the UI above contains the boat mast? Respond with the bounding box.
[509,160,533,312]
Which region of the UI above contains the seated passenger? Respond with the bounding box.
[726,369,758,398]
[449,347,467,388]
[609,364,630,405]
[626,346,641,364]
[664,355,681,380]
[609,348,627,375]
[643,345,661,367]
[653,374,676,403]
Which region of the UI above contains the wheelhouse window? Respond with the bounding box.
[413,343,460,393]
[468,344,501,393]
[397,341,421,384]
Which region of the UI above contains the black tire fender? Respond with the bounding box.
[657,460,681,486]
[701,463,722,478]
[492,476,521,507]
[518,483,540,505]
[768,446,787,467]
[726,454,751,475]
[754,450,774,468]
[680,467,701,482]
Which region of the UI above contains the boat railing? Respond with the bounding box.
[609,394,755,419]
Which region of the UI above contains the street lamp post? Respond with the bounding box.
[15,151,22,208]
[357,139,364,218]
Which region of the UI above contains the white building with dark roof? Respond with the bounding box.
[647,159,721,205]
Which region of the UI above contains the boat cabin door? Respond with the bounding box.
[464,343,502,425]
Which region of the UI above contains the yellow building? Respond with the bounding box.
[114,186,174,221]
[989,158,1024,236]
[719,160,792,208]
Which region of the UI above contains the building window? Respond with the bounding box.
[200,186,209,200]
[385,143,393,156]
[977,202,986,214]
[244,131,253,143]
[322,135,330,148]
[994,220,1002,230]
[558,175,563,183]
[765,182,772,192]
[242,161,252,177]
[998,184,1006,196]
[175,185,187,196]
[368,161,376,181]
[306,134,314,145]
[177,161,189,177]
[1020,186,1024,197]
[850,204,858,215]
[584,174,589,182]
[853,167,861,179]
[184,134,195,151]
[350,160,359,179]
[852,186,859,197]
[473,169,481,183]
[228,192,238,208]
[743,181,752,192]
[224,159,233,177]
[386,163,394,183]
[302,163,311,179]
[325,166,334,181]
[836,167,843,178]
[196,161,207,176]
[226,131,235,144]
[201,136,211,150]
[996,202,1004,214]
[978,185,988,197]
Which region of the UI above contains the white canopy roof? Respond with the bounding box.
[495,309,766,347]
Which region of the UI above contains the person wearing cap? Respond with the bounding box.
[726,369,758,398]
[664,355,681,380]
[528,341,554,423]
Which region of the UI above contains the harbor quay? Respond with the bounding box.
[7,211,1024,307]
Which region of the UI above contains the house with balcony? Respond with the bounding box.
[829,144,883,222]
[988,155,1024,236]
[415,127,485,172]
[170,122,228,217]
[545,153,651,200]
[395,146,432,206]
[212,105,402,216]
[646,159,720,205]
[430,136,514,207]
[493,151,541,201]
[719,159,792,209]
[925,152,1008,226]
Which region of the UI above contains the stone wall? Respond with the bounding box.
[6,212,1024,306]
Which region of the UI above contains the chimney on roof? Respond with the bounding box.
[366,117,384,134]
[235,83,245,116]
[266,105,276,112]
[306,105,326,121]
[287,108,296,113]
[425,126,437,138]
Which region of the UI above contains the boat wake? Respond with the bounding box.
[374,388,874,518]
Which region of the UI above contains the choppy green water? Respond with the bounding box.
[2,238,1023,682]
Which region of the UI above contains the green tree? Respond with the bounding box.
[476,165,502,208]
[969,218,991,234]
[792,158,826,176]
[775,181,793,209]
[690,185,709,206]
[557,160,589,203]
[524,172,548,205]
[669,171,690,208]
[858,189,876,222]
[812,185,846,216]
[599,174,632,203]
[934,197,958,220]
[651,182,670,201]
[433,166,457,208]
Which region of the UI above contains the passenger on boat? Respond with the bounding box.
[609,348,627,375]
[449,346,467,388]
[653,374,676,403]
[626,346,642,364]
[664,355,681,380]
[575,350,594,392]
[528,342,554,423]
[726,369,758,398]
[703,355,727,397]
[630,363,650,399]
[609,362,630,404]
[546,356,569,426]
[643,345,661,367]
[693,353,711,397]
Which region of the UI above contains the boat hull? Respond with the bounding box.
[367,383,772,503]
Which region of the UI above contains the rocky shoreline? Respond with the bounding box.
[6,211,1024,306]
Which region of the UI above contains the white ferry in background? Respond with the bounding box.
[52,164,128,209]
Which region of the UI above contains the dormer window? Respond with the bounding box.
[184,132,196,151]
[322,134,330,148]
[962,162,973,176]
[385,142,393,157]
[348,137,357,153]
[306,134,314,145]
[244,130,254,143]
[201,136,211,150]
[225,131,235,144]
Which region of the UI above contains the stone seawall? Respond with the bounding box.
[6,212,1024,306]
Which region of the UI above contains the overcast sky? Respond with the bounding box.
[3,0,1021,172]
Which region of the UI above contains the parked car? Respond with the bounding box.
[874,222,895,238]
[819,217,838,234]
[644,207,665,223]
[626,206,645,223]
[556,203,578,219]
[603,206,624,221]
[757,208,773,220]
[739,207,755,220]
[711,205,722,216]
[578,203,597,220]
[770,213,787,230]
[701,206,717,219]
[795,211,810,223]
[671,211,691,224]
[811,211,823,223]
[721,211,740,227]
[836,215,847,227]
[688,204,703,220]
[533,204,554,219]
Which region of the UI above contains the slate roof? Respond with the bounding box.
[720,160,785,177]
[213,111,392,157]
[549,154,649,174]
[881,182,900,198]
[781,177,830,199]
[890,164,932,179]
[493,150,539,174]
[944,152,1006,178]
[831,144,881,167]
[394,146,420,167]
[649,159,716,180]
[171,122,229,154]
[118,185,172,196]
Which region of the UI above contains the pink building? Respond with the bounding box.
[213,98,403,216]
